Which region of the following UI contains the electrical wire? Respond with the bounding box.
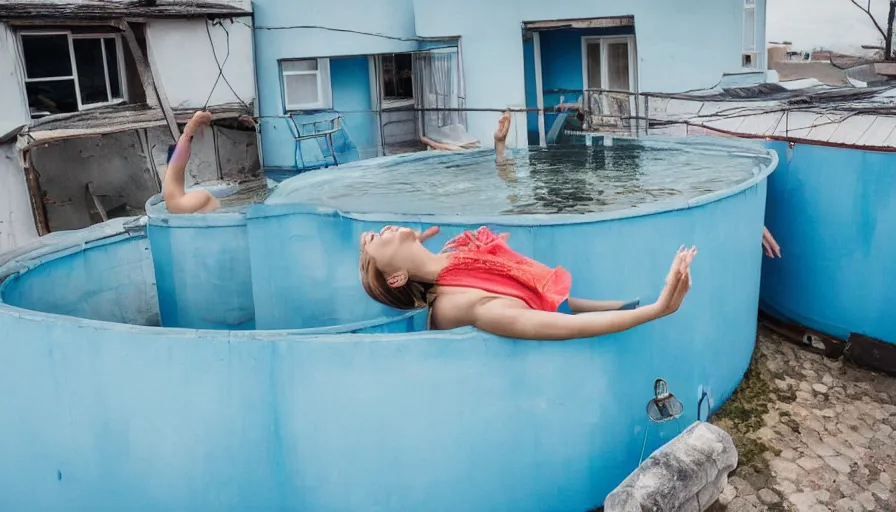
[198,18,896,145]
[203,18,251,112]
[250,22,426,42]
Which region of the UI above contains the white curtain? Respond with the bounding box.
[413,47,466,139]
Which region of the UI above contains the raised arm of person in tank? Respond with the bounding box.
[762,226,781,258]
[494,111,511,165]
[162,110,221,214]
[468,246,696,341]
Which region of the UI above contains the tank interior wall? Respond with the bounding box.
[760,142,896,344]
[1,233,159,326]
[147,220,256,330]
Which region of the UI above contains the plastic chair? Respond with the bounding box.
[285,114,342,170]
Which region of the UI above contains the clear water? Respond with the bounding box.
[267,136,772,216]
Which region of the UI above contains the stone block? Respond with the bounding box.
[604,421,738,512]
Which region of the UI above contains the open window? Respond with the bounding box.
[380,53,414,106]
[281,58,332,111]
[368,45,468,156]
[20,31,127,118]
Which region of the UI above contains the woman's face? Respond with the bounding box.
[360,225,418,272]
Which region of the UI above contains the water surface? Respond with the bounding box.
[267,136,772,216]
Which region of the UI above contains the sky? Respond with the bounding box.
[768,0,892,54]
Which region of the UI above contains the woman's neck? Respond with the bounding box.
[408,252,451,284]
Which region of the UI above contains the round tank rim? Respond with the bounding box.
[251,148,778,226]
[0,227,429,339]
[0,145,777,340]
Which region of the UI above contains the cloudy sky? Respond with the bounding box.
[768,0,892,53]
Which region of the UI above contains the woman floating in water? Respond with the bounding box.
[360,225,697,340]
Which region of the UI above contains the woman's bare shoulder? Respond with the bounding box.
[430,287,523,330]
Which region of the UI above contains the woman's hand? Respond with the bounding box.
[762,226,781,258]
[647,246,697,319]
[417,226,440,242]
[184,110,213,137]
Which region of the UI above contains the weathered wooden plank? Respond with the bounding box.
[144,33,180,142]
[116,20,160,109]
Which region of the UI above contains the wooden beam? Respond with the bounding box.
[22,152,49,236]
[7,19,118,27]
[116,20,160,109]
[144,30,181,142]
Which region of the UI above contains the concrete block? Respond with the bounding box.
[604,421,738,512]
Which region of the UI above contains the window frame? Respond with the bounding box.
[70,33,128,109]
[378,53,415,104]
[580,35,637,92]
[18,30,128,116]
[281,57,333,111]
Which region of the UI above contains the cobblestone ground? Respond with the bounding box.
[708,326,896,512]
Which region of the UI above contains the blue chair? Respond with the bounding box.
[285,114,342,170]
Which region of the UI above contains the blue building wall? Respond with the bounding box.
[253,0,418,170]
[331,56,378,161]
[413,0,766,146]
[760,142,896,344]
[254,0,767,164]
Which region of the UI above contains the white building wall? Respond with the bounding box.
[0,144,37,254]
[0,24,29,137]
[0,16,259,252]
[0,23,37,253]
[146,18,256,109]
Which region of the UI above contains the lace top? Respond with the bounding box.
[434,226,572,312]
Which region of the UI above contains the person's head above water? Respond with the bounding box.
[359,225,442,310]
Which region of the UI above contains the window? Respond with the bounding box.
[20,32,126,117]
[380,53,413,100]
[582,36,636,91]
[743,0,758,68]
[281,58,332,111]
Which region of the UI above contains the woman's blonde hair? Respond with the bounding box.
[359,248,430,310]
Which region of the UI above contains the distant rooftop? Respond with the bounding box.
[771,62,850,86]
[0,0,252,20]
[646,80,896,151]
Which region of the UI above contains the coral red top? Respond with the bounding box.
[435,226,572,312]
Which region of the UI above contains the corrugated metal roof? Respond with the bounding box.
[647,80,896,150]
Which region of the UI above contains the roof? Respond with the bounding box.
[645,80,896,151]
[771,62,850,86]
[11,101,252,151]
[0,0,252,21]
